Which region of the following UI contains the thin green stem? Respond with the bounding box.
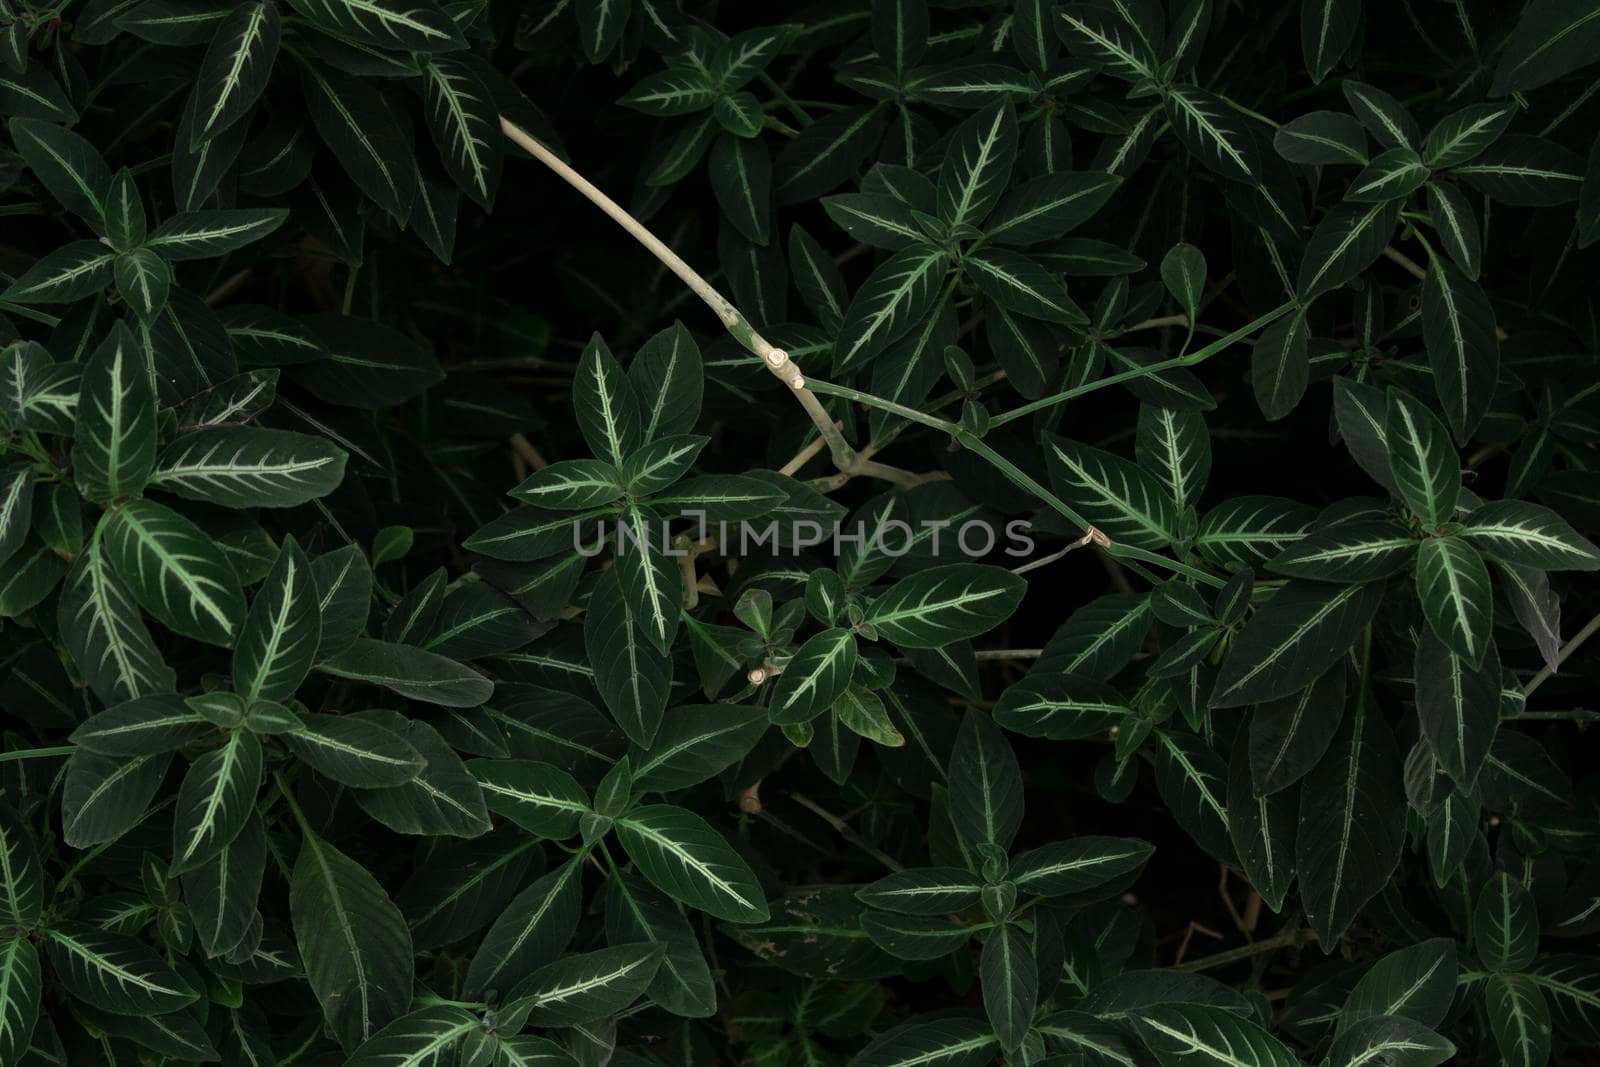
[1175,926,1315,972]
[0,745,75,764]
[990,301,1296,427]
[1524,610,1600,698]
[759,72,813,127]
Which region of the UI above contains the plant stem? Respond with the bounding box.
[0,745,75,764]
[1381,245,1427,281]
[1174,927,1316,972]
[1523,610,1600,698]
[499,117,858,473]
[788,792,903,872]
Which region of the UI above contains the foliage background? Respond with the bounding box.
[2,0,1600,1064]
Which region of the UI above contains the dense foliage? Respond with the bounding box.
[3,0,1600,1063]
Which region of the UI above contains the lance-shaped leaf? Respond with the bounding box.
[948,710,1023,852]
[346,1004,479,1067]
[1492,0,1600,95]
[1,341,79,436]
[982,923,1037,1053]
[994,672,1134,739]
[313,544,371,659]
[585,568,672,746]
[0,937,39,1065]
[44,922,197,1015]
[1423,102,1517,169]
[859,867,984,916]
[1302,0,1359,83]
[510,459,622,510]
[71,324,155,505]
[317,637,494,707]
[503,942,664,1027]
[605,866,714,1018]
[469,758,589,838]
[1267,520,1417,582]
[1251,308,1310,422]
[1415,536,1492,667]
[710,133,770,245]
[984,170,1121,245]
[1011,836,1154,897]
[1296,199,1400,299]
[1212,580,1381,708]
[419,56,501,210]
[1455,134,1584,206]
[285,0,464,52]
[613,503,679,655]
[1161,243,1206,326]
[0,466,31,573]
[145,209,288,261]
[769,627,857,725]
[1136,405,1210,512]
[1275,110,1368,165]
[1422,257,1498,444]
[1327,1017,1455,1067]
[171,729,262,874]
[182,812,266,959]
[7,117,112,226]
[1337,938,1457,1033]
[1477,871,1539,973]
[462,857,582,1000]
[936,102,1017,229]
[1415,629,1498,790]
[0,803,41,930]
[965,247,1085,325]
[1249,665,1346,797]
[573,333,642,468]
[629,320,703,442]
[866,564,1025,649]
[283,713,424,787]
[852,1016,998,1067]
[151,425,346,509]
[823,192,923,250]
[352,711,489,838]
[620,65,718,115]
[1297,695,1404,946]
[1346,147,1428,202]
[61,750,171,847]
[292,827,414,1051]
[632,703,768,792]
[1460,500,1600,570]
[1426,181,1482,279]
[1342,79,1419,149]
[1485,973,1551,1067]
[1385,388,1458,527]
[300,63,417,223]
[868,917,974,962]
[1132,1004,1300,1067]
[233,536,320,703]
[1048,438,1177,550]
[1152,729,1236,866]
[1165,85,1260,183]
[1227,728,1296,913]
[0,241,114,304]
[1056,3,1157,81]
[616,804,768,923]
[113,248,170,322]
[103,499,245,646]
[833,244,951,371]
[190,2,278,146]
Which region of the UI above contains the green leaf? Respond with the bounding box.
[948,710,1023,852]
[576,0,629,61]
[1421,257,1497,444]
[1477,871,1540,973]
[858,867,983,915]
[469,758,590,838]
[1342,79,1420,150]
[1415,628,1498,789]
[1048,438,1177,550]
[833,244,951,372]
[1153,729,1236,866]
[0,937,40,1065]
[283,713,424,787]
[1346,146,1429,201]
[1454,135,1584,206]
[965,247,1085,325]
[317,637,494,707]
[585,568,672,745]
[145,209,288,261]
[0,64,75,124]
[1425,182,1482,279]
[853,1016,998,1067]
[285,0,465,52]
[1274,110,1368,165]
[1527,956,1597,1042]
[1160,243,1206,326]
[1337,938,1457,1033]
[605,866,715,1018]
[1250,308,1310,422]
[629,321,703,442]
[1267,520,1417,582]
[1484,973,1552,1067]
[1165,85,1260,183]
[0,341,79,436]
[312,545,372,659]
[1212,580,1381,707]
[7,117,112,227]
[1226,728,1296,913]
[504,942,665,1027]
[0,803,41,930]
[103,499,246,646]
[981,923,1036,1053]
[346,1005,479,1067]
[44,922,197,1015]
[1302,0,1359,83]
[463,856,582,1000]
[300,63,417,223]
[769,627,857,725]
[1492,0,1600,95]
[1423,102,1517,169]
[822,192,923,250]
[633,703,767,792]
[1297,197,1401,298]
[61,750,171,847]
[149,426,346,509]
[1132,1004,1300,1067]
[71,324,155,505]
[232,536,320,703]
[0,465,30,572]
[1056,4,1157,82]
[994,672,1134,740]
[1385,387,1459,527]
[775,106,882,204]
[573,333,642,468]
[1459,500,1600,570]
[190,3,279,146]
[419,56,501,210]
[1327,1017,1455,1067]
[171,729,262,873]
[291,827,414,1051]
[1297,695,1405,945]
[616,804,768,922]
[936,101,1017,229]
[709,133,770,245]
[352,711,490,838]
[1010,836,1154,897]
[113,248,171,322]
[984,171,1122,245]
[1415,535,1492,666]
[1136,405,1210,512]
[181,811,266,959]
[866,564,1026,649]
[1195,497,1316,571]
[620,66,718,116]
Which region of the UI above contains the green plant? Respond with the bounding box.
[3,0,1600,1064]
